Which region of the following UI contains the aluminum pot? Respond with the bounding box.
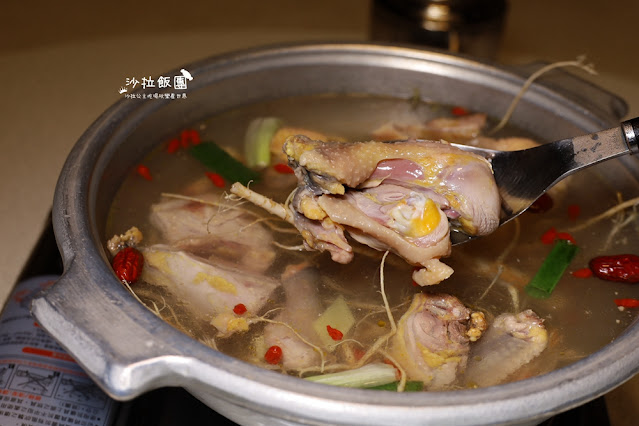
[32,43,636,426]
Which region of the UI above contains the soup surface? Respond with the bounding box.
[106,94,639,391]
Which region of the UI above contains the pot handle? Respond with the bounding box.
[30,260,196,400]
[508,61,628,122]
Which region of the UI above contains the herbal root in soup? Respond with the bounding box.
[106,95,639,391]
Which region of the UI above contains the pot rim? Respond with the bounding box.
[35,42,637,425]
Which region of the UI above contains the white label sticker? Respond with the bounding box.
[0,276,117,426]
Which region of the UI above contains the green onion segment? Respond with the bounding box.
[244,117,282,168]
[526,239,579,298]
[305,363,397,388]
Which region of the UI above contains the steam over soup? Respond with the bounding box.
[106,94,639,391]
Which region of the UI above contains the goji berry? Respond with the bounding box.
[572,268,593,278]
[264,345,283,365]
[568,204,581,221]
[528,193,553,214]
[136,165,152,181]
[540,227,557,245]
[556,232,576,245]
[615,298,639,308]
[451,106,469,116]
[180,129,201,147]
[383,358,396,367]
[590,254,639,283]
[273,163,295,174]
[353,347,366,360]
[233,303,247,315]
[112,247,144,284]
[326,325,343,341]
[205,172,225,188]
[166,138,180,154]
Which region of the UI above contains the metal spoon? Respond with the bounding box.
[449,117,639,245]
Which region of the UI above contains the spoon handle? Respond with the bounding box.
[569,117,638,174]
[451,118,638,246]
[622,117,639,154]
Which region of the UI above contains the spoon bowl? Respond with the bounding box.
[449,117,639,245]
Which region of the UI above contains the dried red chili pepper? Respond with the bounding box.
[273,163,295,174]
[540,227,557,245]
[264,345,283,364]
[233,303,247,315]
[572,268,593,278]
[205,172,225,188]
[614,298,639,308]
[326,325,343,341]
[180,129,201,147]
[528,193,553,214]
[567,204,581,221]
[451,106,469,116]
[112,247,144,284]
[136,164,152,181]
[166,138,180,154]
[590,254,639,283]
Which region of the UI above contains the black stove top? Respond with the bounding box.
[17,214,610,426]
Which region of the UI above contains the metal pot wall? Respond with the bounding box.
[32,43,636,426]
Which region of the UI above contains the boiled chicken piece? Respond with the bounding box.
[372,113,487,144]
[149,193,275,273]
[269,126,345,164]
[288,186,354,265]
[281,135,500,285]
[465,310,548,387]
[230,135,500,285]
[263,264,323,370]
[389,293,482,389]
[285,136,500,235]
[140,245,279,336]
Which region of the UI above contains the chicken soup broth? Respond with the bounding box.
[106,94,639,390]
